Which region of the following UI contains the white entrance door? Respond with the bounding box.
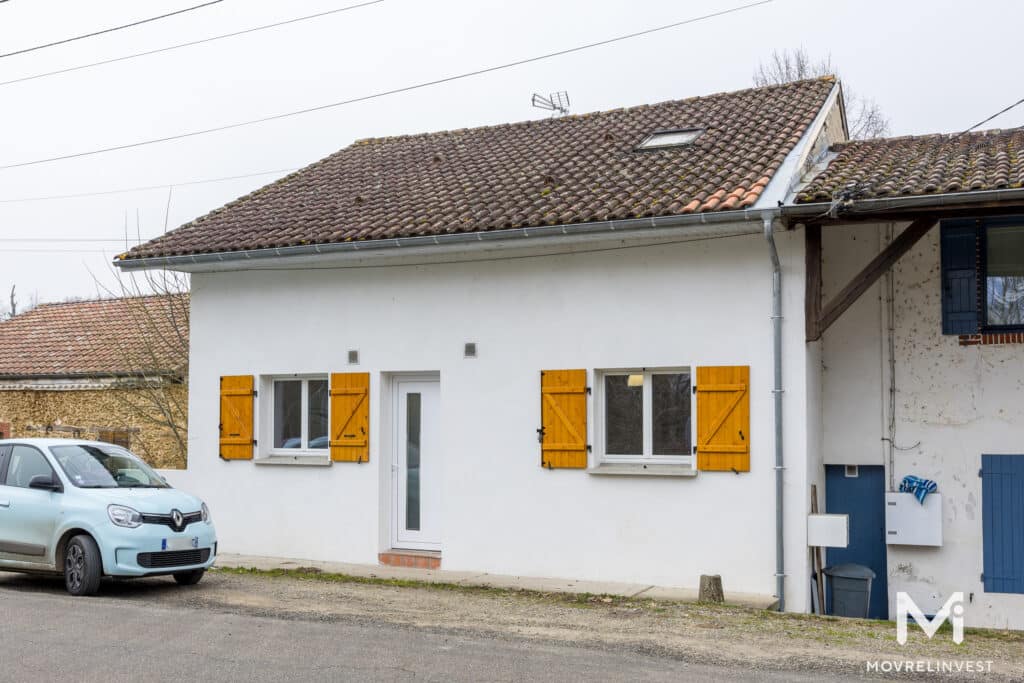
[392,378,441,550]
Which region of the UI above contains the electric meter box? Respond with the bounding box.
[885,492,942,546]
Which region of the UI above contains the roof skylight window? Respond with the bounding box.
[636,128,703,150]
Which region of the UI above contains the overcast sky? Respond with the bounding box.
[0,0,1021,308]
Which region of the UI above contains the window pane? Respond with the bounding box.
[986,225,1024,326]
[406,392,421,531]
[605,375,642,455]
[273,380,302,449]
[652,373,691,456]
[307,379,328,449]
[7,446,53,488]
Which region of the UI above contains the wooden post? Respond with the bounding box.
[805,224,822,343]
[699,574,724,603]
[810,484,826,614]
[815,217,937,339]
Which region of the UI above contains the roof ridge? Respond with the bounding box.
[27,292,187,313]
[352,76,838,146]
[833,125,1024,149]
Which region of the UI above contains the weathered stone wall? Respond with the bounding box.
[0,385,187,469]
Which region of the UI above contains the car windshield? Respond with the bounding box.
[49,443,169,489]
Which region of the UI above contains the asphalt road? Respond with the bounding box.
[0,574,867,682]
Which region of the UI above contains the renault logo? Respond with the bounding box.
[171,509,184,530]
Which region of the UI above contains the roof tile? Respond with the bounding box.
[797,127,1024,203]
[0,295,188,378]
[123,79,836,260]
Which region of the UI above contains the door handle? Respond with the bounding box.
[0,501,9,508]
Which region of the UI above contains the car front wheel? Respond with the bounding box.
[173,569,205,586]
[64,535,102,596]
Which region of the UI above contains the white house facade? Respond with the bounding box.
[119,77,1024,629]
[173,228,812,608]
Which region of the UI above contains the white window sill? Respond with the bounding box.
[587,463,698,477]
[255,453,332,467]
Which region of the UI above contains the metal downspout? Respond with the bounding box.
[764,213,785,612]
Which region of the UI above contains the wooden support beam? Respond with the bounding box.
[24,423,140,435]
[805,224,822,343]
[814,217,937,341]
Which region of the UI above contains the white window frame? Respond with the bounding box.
[594,367,695,469]
[257,374,331,464]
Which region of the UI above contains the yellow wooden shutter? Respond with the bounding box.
[540,369,588,469]
[220,375,255,460]
[330,372,370,463]
[696,366,750,472]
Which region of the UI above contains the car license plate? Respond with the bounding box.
[162,536,199,551]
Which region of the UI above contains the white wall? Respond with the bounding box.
[822,222,1024,629]
[178,228,813,609]
[821,223,886,466]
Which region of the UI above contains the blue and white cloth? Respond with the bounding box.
[900,475,937,504]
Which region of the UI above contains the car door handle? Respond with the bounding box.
[0,501,9,508]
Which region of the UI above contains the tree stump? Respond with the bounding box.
[699,574,724,603]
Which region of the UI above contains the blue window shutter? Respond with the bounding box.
[940,223,979,335]
[982,454,1024,594]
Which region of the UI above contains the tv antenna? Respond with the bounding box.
[532,91,570,116]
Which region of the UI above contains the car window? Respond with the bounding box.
[50,443,168,489]
[6,445,55,489]
[0,445,10,484]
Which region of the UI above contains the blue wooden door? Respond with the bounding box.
[825,465,889,619]
[982,454,1024,594]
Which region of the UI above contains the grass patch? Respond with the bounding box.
[213,565,640,609]
[211,566,1024,649]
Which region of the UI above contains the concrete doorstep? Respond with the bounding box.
[213,553,778,610]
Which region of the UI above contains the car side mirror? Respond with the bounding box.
[28,473,62,493]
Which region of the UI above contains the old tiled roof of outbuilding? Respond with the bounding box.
[796,127,1024,203]
[0,295,188,379]
[121,77,837,260]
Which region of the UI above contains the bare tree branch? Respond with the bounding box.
[752,48,890,140]
[91,265,190,464]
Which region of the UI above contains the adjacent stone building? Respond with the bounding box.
[0,294,188,468]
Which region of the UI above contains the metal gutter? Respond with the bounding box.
[118,186,1024,271]
[114,208,777,271]
[763,213,786,613]
[782,187,1024,220]
[0,371,179,381]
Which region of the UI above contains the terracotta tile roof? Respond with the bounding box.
[796,127,1024,203]
[122,78,837,260]
[0,295,189,378]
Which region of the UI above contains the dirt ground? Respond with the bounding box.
[5,567,1023,680]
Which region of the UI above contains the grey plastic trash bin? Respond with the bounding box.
[824,563,875,618]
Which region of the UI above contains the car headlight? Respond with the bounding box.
[108,504,142,528]
[201,502,211,524]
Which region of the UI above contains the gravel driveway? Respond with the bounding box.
[1,567,1021,680]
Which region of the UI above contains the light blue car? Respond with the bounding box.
[0,438,217,596]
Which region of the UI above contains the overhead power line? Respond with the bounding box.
[0,0,385,88]
[0,237,154,242]
[962,96,1024,134]
[0,0,225,59]
[0,167,298,203]
[0,0,772,171]
[0,248,124,253]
